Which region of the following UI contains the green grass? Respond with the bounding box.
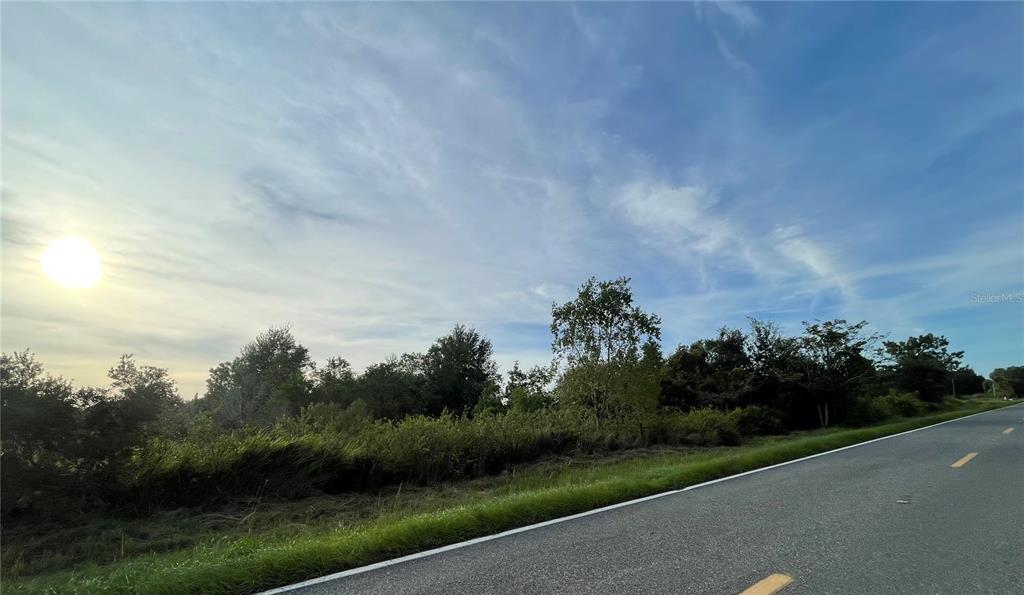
[4,399,1014,595]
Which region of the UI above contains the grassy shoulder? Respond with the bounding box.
[5,398,1015,595]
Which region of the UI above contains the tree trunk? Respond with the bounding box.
[815,399,830,427]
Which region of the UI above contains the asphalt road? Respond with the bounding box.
[277,404,1024,595]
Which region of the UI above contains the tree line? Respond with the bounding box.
[2,277,1020,516]
[193,277,1001,429]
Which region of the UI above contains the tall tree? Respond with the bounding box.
[660,327,751,411]
[798,320,879,426]
[745,318,807,424]
[104,354,183,437]
[551,277,661,419]
[310,357,358,406]
[989,366,1024,398]
[951,366,985,396]
[202,326,313,427]
[78,356,185,482]
[420,325,500,416]
[356,354,425,419]
[1,352,183,513]
[504,361,556,413]
[882,334,963,401]
[659,342,707,411]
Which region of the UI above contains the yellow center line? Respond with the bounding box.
[740,573,793,595]
[951,452,978,468]
[1003,427,1015,434]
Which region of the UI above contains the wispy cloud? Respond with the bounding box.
[709,1,761,30]
[614,182,852,300]
[694,1,761,80]
[2,2,1021,394]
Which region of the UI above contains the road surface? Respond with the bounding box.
[272,404,1024,594]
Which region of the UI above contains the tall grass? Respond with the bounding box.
[128,398,982,507]
[131,408,744,507]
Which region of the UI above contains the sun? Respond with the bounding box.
[41,237,102,288]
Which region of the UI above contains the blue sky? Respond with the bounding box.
[3,2,1022,397]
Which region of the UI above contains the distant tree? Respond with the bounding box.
[0,351,82,512]
[701,327,749,371]
[202,326,313,428]
[1,351,78,456]
[1,351,183,513]
[660,327,752,411]
[551,277,661,419]
[0,350,79,475]
[78,356,184,483]
[798,320,879,426]
[697,328,751,408]
[882,334,963,401]
[627,339,665,416]
[740,319,810,426]
[356,354,426,419]
[419,325,500,416]
[473,384,507,416]
[310,357,358,406]
[990,366,1024,398]
[747,319,795,373]
[107,354,183,430]
[659,343,706,411]
[504,361,557,413]
[951,366,985,396]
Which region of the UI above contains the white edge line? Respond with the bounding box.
[260,403,1021,594]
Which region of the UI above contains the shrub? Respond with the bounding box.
[729,406,785,436]
[877,391,925,418]
[849,391,926,425]
[848,397,889,425]
[653,409,741,446]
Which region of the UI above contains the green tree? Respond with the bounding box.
[745,318,812,427]
[356,354,425,419]
[504,361,556,413]
[989,366,1024,398]
[659,343,706,411]
[0,351,79,462]
[0,351,81,513]
[660,327,752,411]
[798,320,879,426]
[202,326,313,428]
[551,277,661,419]
[310,357,358,406]
[951,366,985,395]
[107,354,183,434]
[882,334,963,401]
[420,325,500,416]
[77,356,184,485]
[1,352,183,513]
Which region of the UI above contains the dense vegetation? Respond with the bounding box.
[2,277,1017,535]
[8,408,1011,595]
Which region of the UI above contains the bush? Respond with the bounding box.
[652,409,741,446]
[849,391,926,425]
[848,397,888,425]
[729,406,785,436]
[877,391,926,417]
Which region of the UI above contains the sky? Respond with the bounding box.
[2,2,1022,398]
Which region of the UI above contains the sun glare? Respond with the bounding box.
[41,237,102,288]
